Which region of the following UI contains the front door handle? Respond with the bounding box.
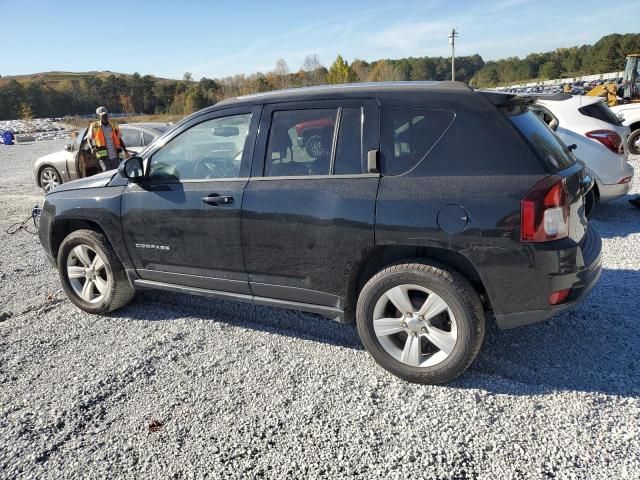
[202,195,234,206]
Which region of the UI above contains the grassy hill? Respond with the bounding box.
[0,71,179,88]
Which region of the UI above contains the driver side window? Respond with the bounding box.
[149,113,253,181]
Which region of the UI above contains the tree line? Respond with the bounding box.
[0,33,638,120]
[471,33,640,87]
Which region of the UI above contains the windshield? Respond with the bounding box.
[508,110,575,172]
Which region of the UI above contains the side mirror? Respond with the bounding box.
[119,156,144,183]
[65,143,72,152]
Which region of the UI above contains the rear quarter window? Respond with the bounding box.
[578,102,622,126]
[507,109,575,172]
[121,128,142,147]
[380,107,455,176]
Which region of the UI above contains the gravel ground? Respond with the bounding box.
[1,140,639,479]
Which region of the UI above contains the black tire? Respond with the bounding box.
[628,129,640,155]
[57,229,135,314]
[39,166,62,193]
[356,261,485,384]
[304,135,323,158]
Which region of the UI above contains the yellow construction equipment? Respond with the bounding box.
[586,54,640,106]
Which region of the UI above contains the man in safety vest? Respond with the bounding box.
[87,106,130,171]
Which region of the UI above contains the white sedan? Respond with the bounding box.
[532,95,634,213]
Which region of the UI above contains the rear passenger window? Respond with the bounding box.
[120,128,142,148]
[381,108,455,175]
[334,107,363,175]
[265,109,337,177]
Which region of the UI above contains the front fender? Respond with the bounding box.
[39,186,132,269]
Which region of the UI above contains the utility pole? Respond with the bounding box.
[449,28,458,81]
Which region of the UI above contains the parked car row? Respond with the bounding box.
[34,81,606,384]
[502,78,624,96]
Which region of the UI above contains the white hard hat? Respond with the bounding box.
[96,106,108,116]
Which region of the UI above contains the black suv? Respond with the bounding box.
[36,82,602,384]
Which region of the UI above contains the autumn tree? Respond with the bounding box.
[120,94,135,119]
[272,59,291,89]
[19,102,33,120]
[300,54,325,86]
[350,59,370,82]
[327,55,356,84]
[367,60,398,82]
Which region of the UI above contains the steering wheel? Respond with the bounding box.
[194,157,233,179]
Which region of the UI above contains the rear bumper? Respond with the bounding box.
[598,178,633,203]
[494,225,602,329]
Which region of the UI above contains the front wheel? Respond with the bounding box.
[628,129,640,155]
[39,166,61,193]
[58,229,134,314]
[356,262,485,384]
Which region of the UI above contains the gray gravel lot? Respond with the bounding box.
[1,140,639,479]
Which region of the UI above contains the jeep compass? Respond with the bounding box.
[36,82,602,384]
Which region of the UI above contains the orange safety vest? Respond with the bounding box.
[89,121,123,159]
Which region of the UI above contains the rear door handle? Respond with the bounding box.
[202,195,234,206]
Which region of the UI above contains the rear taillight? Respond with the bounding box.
[521,175,570,242]
[585,130,623,154]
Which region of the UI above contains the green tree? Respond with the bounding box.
[471,63,499,87]
[539,61,561,79]
[327,55,356,84]
[184,87,207,113]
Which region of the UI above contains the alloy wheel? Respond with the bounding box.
[306,136,323,158]
[66,244,109,303]
[40,168,60,193]
[372,284,458,367]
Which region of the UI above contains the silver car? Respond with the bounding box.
[33,123,170,192]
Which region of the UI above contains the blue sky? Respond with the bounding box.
[1,0,638,79]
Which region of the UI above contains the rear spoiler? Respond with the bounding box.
[478,90,538,113]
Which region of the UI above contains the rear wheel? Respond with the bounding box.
[628,129,640,155]
[356,262,485,384]
[58,229,134,314]
[39,166,61,193]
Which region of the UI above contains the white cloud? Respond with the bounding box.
[371,20,452,51]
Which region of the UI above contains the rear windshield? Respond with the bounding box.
[578,102,622,126]
[508,110,575,172]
